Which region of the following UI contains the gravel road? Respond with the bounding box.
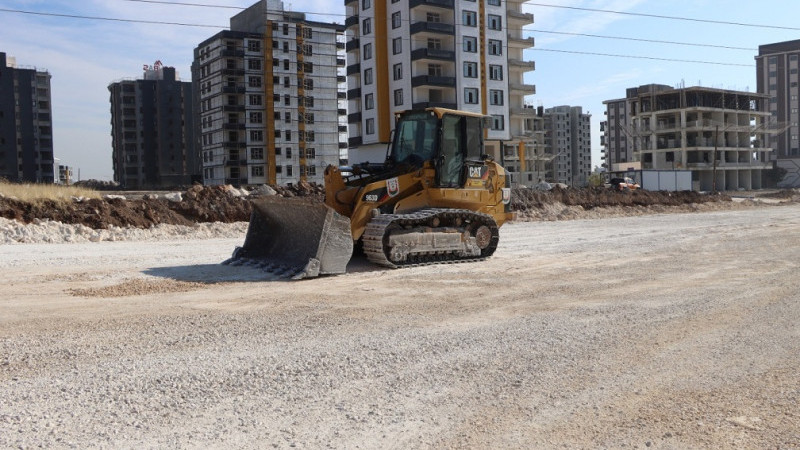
[1,205,799,449]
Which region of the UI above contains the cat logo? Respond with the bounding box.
[469,166,483,178]
[386,177,400,197]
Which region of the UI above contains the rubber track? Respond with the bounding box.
[362,208,500,269]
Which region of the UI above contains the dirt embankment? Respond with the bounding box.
[0,181,796,230]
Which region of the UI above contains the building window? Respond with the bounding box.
[365,93,374,110]
[463,62,478,78]
[463,36,477,53]
[427,38,442,50]
[363,43,372,60]
[250,147,264,159]
[491,115,504,130]
[248,76,261,87]
[287,165,293,176]
[285,130,292,141]
[488,39,502,56]
[362,0,370,9]
[394,89,403,106]
[303,28,312,39]
[488,14,502,30]
[488,0,500,5]
[392,11,401,29]
[362,18,372,35]
[250,111,263,124]
[464,88,478,104]
[247,40,261,52]
[393,63,403,80]
[489,64,503,80]
[286,148,292,158]
[285,111,291,123]
[249,94,262,106]
[304,79,314,90]
[364,68,373,85]
[428,64,442,77]
[462,10,476,27]
[366,118,375,135]
[306,131,315,142]
[250,130,264,141]
[252,166,264,177]
[393,37,402,55]
[490,89,503,105]
[427,12,440,23]
[248,59,261,70]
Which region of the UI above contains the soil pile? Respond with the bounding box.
[1,182,795,230]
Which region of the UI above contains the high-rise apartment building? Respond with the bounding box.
[193,0,346,186]
[344,0,535,164]
[756,39,800,187]
[0,52,55,183]
[602,84,773,191]
[108,64,197,189]
[542,105,591,187]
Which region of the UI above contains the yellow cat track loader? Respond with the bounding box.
[224,108,514,279]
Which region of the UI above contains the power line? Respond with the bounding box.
[528,29,756,52]
[530,48,755,67]
[0,7,223,28]
[527,2,800,31]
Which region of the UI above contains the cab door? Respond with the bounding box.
[437,114,465,187]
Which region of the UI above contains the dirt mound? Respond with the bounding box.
[510,186,729,212]
[2,182,790,231]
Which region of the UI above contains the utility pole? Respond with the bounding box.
[712,125,718,193]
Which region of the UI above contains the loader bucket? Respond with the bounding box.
[224,196,353,279]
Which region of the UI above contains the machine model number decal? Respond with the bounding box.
[363,187,388,203]
[386,177,400,197]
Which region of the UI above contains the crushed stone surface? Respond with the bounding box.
[1,203,799,448]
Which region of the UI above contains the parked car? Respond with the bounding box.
[605,177,641,191]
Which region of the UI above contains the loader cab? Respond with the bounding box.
[390,109,486,188]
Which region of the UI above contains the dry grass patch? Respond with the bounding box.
[0,181,101,204]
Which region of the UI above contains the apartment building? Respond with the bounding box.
[193,0,346,186]
[541,105,591,187]
[602,84,773,191]
[108,65,197,189]
[756,39,800,187]
[0,52,55,183]
[344,0,535,165]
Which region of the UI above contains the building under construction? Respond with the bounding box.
[602,84,774,191]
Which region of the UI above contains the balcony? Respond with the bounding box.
[507,36,535,48]
[348,136,363,146]
[346,38,360,52]
[222,67,245,76]
[225,159,248,167]
[223,122,246,130]
[221,48,245,57]
[223,141,247,149]
[347,63,361,76]
[345,14,359,29]
[409,0,454,9]
[507,10,534,24]
[222,105,246,112]
[348,112,362,123]
[410,21,455,36]
[509,83,536,95]
[412,101,457,110]
[411,47,455,62]
[222,85,246,94]
[508,59,536,70]
[510,106,538,117]
[347,88,362,100]
[411,75,456,88]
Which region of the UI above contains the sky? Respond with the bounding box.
[1,0,799,181]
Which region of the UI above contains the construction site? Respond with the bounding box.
[1,184,799,448]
